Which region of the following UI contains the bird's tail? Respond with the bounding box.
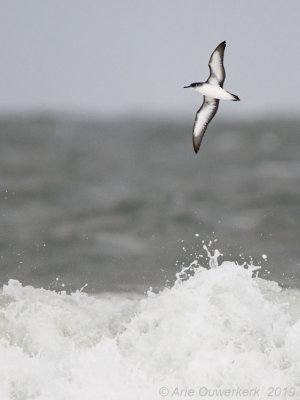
[230,93,240,101]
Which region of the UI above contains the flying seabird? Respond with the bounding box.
[184,41,240,153]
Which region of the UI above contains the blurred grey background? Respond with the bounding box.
[1,0,300,115]
[0,0,300,292]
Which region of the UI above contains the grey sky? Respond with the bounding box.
[1,0,300,116]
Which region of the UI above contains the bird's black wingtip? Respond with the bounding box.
[215,41,226,51]
[193,136,201,154]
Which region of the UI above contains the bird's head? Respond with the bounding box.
[183,82,202,89]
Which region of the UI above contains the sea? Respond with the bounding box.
[0,114,299,399]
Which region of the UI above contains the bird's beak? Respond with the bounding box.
[183,85,191,89]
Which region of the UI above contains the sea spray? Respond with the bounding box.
[0,254,299,399]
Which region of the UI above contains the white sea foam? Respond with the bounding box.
[0,256,300,399]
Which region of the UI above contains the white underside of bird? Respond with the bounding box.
[195,84,237,101]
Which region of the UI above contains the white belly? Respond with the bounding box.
[196,84,233,100]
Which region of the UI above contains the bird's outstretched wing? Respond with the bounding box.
[193,97,219,153]
[207,41,226,87]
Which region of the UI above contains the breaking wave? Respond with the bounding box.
[0,253,299,399]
